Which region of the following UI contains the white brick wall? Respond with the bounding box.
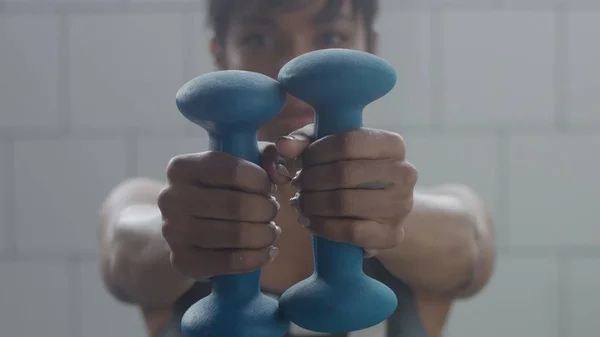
[0,1,598,336]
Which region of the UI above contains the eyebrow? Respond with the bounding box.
[313,11,354,24]
[239,13,355,27]
[239,16,276,26]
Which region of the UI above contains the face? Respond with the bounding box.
[210,0,375,141]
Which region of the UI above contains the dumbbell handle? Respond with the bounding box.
[209,132,260,299]
[277,49,398,333]
[313,109,364,279]
[177,70,288,337]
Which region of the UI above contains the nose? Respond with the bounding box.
[277,35,318,70]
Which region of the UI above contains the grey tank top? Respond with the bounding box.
[160,258,427,337]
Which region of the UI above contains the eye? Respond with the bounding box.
[241,33,274,50]
[317,31,349,48]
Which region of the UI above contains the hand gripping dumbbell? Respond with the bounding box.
[277,48,399,334]
[175,70,290,337]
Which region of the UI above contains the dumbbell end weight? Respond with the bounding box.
[278,49,399,333]
[176,70,289,337]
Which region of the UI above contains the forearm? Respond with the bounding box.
[377,184,495,298]
[100,178,194,309]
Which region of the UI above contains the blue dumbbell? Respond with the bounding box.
[277,48,399,333]
[175,70,290,337]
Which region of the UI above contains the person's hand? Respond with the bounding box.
[275,124,418,257]
[158,148,287,280]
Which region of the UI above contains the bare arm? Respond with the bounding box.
[378,184,496,298]
[99,178,194,309]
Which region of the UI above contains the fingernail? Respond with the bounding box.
[291,170,301,188]
[271,196,281,211]
[279,135,295,141]
[271,184,278,195]
[291,178,299,189]
[297,215,310,227]
[269,222,282,237]
[276,164,292,179]
[289,196,299,210]
[268,246,280,261]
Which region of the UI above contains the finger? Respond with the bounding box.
[158,185,279,222]
[260,142,293,185]
[170,246,278,280]
[302,128,406,167]
[304,216,398,250]
[166,152,271,195]
[162,218,281,249]
[295,159,411,192]
[275,124,314,159]
[297,188,410,219]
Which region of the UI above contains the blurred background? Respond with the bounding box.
[1,0,598,336]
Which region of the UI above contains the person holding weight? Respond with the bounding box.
[99,1,496,336]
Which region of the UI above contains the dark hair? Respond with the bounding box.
[206,0,379,42]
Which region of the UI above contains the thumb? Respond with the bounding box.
[259,142,292,186]
[275,124,314,159]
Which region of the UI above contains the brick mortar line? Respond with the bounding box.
[125,135,139,176]
[430,4,444,131]
[0,137,17,255]
[556,256,568,337]
[2,124,600,141]
[58,12,72,136]
[499,246,600,258]
[2,1,600,15]
[4,1,600,15]
[0,251,99,262]
[495,130,510,250]
[68,256,83,337]
[554,3,568,131]
[0,127,206,139]
[1,2,206,14]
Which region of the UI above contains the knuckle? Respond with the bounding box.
[386,131,406,155]
[385,230,399,249]
[395,161,418,186]
[166,155,189,181]
[389,191,412,218]
[242,195,278,222]
[169,250,188,273]
[156,186,174,212]
[348,221,369,245]
[161,220,176,242]
[402,196,415,216]
[391,131,406,147]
